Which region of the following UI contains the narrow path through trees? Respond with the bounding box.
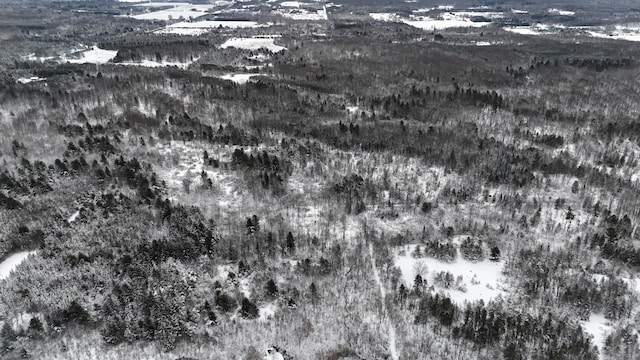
[369,242,399,360]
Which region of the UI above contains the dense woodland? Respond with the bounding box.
[1,0,640,359]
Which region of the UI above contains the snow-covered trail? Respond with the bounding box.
[369,242,399,360]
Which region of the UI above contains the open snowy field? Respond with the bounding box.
[371,11,496,30]
[220,37,286,52]
[219,73,258,84]
[0,252,37,280]
[395,244,506,305]
[156,20,264,35]
[25,45,117,64]
[124,2,216,21]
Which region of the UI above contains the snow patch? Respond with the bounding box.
[548,8,575,16]
[126,3,215,21]
[395,244,506,305]
[586,24,640,42]
[370,13,401,22]
[68,210,80,223]
[259,303,278,321]
[156,20,264,35]
[220,36,286,52]
[0,251,37,280]
[116,58,198,69]
[580,313,611,359]
[272,6,327,21]
[219,73,258,84]
[65,46,118,64]
[17,77,45,84]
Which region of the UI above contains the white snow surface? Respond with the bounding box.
[0,252,37,280]
[126,3,215,21]
[272,6,327,21]
[504,23,564,36]
[17,77,45,84]
[219,73,258,84]
[370,13,402,22]
[395,244,506,305]
[586,24,640,42]
[548,8,575,16]
[25,45,116,64]
[156,20,263,35]
[220,37,286,52]
[369,242,399,360]
[403,12,493,30]
[116,58,198,68]
[66,46,118,64]
[280,1,306,7]
[68,210,80,223]
[580,313,611,359]
[371,11,496,29]
[258,303,278,321]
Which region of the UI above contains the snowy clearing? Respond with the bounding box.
[586,24,640,42]
[220,37,286,52]
[580,313,611,359]
[369,13,402,22]
[25,46,117,64]
[116,58,197,69]
[66,46,118,64]
[403,12,493,30]
[503,23,564,36]
[395,244,506,305]
[369,242,399,360]
[0,252,37,280]
[68,210,80,223]
[219,73,258,84]
[548,8,575,16]
[156,20,263,35]
[17,77,45,84]
[371,11,495,30]
[258,303,278,322]
[125,3,214,21]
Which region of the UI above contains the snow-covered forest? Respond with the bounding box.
[1,0,640,359]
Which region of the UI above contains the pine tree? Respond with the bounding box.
[286,232,296,255]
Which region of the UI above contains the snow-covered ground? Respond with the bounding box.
[397,12,495,30]
[66,46,118,64]
[68,210,80,223]
[116,58,198,69]
[0,251,37,280]
[504,23,564,36]
[156,20,263,35]
[369,242,398,360]
[16,77,45,84]
[586,24,640,42]
[395,244,506,305]
[219,73,258,84]
[580,313,611,359]
[369,13,402,22]
[25,45,117,64]
[548,8,575,16]
[371,10,502,29]
[258,303,278,321]
[272,6,327,21]
[504,23,640,42]
[220,37,286,52]
[125,2,215,21]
